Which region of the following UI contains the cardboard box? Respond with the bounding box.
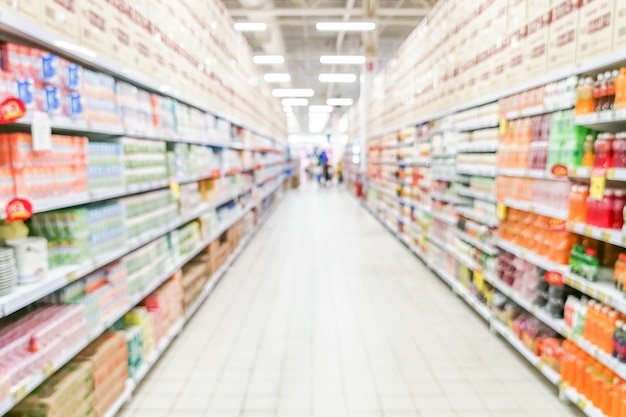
[577,0,614,62]
[0,0,41,23]
[41,0,80,40]
[547,0,581,71]
[613,0,626,51]
[78,0,114,58]
[523,8,550,79]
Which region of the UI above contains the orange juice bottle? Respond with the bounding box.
[615,68,626,109]
[616,254,626,292]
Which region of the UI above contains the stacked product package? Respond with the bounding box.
[121,190,177,239]
[75,332,128,417]
[181,253,213,313]
[120,138,168,187]
[124,237,171,297]
[0,306,86,402]
[143,275,184,342]
[87,141,124,191]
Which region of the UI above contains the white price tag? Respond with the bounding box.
[31,111,52,151]
[616,109,626,120]
[600,110,614,122]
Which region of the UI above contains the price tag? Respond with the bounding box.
[559,382,568,392]
[12,384,27,401]
[600,110,614,121]
[602,231,612,242]
[498,119,508,135]
[474,270,485,292]
[577,399,587,410]
[584,226,593,237]
[67,271,76,282]
[590,168,607,200]
[497,202,507,220]
[31,111,52,151]
[169,180,180,201]
[616,109,626,120]
[42,362,54,377]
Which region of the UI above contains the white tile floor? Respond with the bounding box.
[120,187,582,417]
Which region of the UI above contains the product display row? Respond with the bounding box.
[0,186,283,417]
[349,2,626,416]
[0,179,285,416]
[0,1,285,139]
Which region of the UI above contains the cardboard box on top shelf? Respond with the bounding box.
[0,0,41,24]
[79,0,116,61]
[123,0,152,75]
[41,0,80,42]
[523,1,551,80]
[612,0,626,51]
[547,0,580,72]
[576,0,614,62]
[107,1,133,69]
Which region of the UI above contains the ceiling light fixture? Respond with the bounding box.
[319,73,357,83]
[273,88,314,97]
[282,98,309,106]
[316,21,376,31]
[234,22,267,32]
[320,55,366,64]
[264,73,291,83]
[309,105,333,113]
[327,98,353,106]
[253,55,285,64]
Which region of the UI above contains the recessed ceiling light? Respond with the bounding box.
[264,73,291,83]
[234,22,267,32]
[327,98,353,106]
[309,105,333,113]
[253,55,285,64]
[320,55,366,64]
[319,73,357,83]
[282,98,309,106]
[316,22,376,31]
[273,88,314,97]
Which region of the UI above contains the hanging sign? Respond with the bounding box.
[551,164,568,177]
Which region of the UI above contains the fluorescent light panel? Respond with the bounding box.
[319,73,357,83]
[320,55,366,64]
[234,22,267,31]
[273,88,314,97]
[316,21,376,31]
[282,98,308,106]
[264,73,291,83]
[327,98,353,106]
[253,55,285,64]
[309,105,333,113]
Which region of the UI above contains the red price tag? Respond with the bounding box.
[0,97,26,124]
[551,164,568,177]
[545,271,564,286]
[5,198,33,221]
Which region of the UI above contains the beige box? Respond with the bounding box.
[79,0,116,59]
[613,0,626,51]
[41,0,80,40]
[105,0,132,68]
[123,0,152,73]
[508,0,527,36]
[577,0,614,62]
[547,0,580,72]
[0,0,41,23]
[523,11,550,80]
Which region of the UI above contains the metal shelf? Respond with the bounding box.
[503,198,568,221]
[495,239,569,274]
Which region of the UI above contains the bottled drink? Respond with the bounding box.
[583,135,596,167]
[597,189,615,229]
[615,68,626,109]
[594,73,606,113]
[612,190,626,229]
[603,71,615,111]
[614,133,626,168]
[576,77,596,115]
[595,133,614,168]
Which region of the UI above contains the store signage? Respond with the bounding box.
[0,97,26,124]
[5,198,33,222]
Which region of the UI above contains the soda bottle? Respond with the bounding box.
[583,135,596,167]
[613,190,626,229]
[615,68,626,109]
[604,71,616,111]
[614,133,626,168]
[595,133,614,168]
[595,73,606,113]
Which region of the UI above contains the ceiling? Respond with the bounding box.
[222,0,437,135]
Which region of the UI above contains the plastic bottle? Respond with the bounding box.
[614,133,626,168]
[595,133,613,168]
[595,73,606,113]
[597,189,615,229]
[615,68,626,109]
[588,192,600,226]
[577,77,596,115]
[615,254,626,291]
[613,190,626,230]
[583,135,596,167]
[604,71,616,111]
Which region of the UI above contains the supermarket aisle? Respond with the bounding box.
[120,187,580,417]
